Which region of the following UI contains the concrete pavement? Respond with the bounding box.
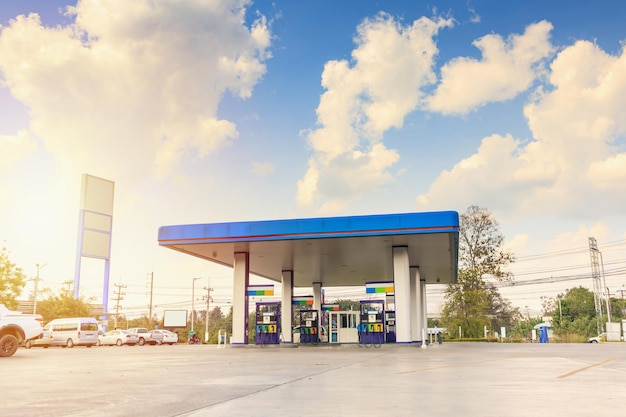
[2,342,625,417]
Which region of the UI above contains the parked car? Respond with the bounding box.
[98,330,139,346]
[24,329,53,349]
[153,329,179,345]
[127,328,163,345]
[588,332,607,343]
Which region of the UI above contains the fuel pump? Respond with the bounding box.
[298,309,319,344]
[255,302,280,345]
[385,310,396,343]
[359,300,385,345]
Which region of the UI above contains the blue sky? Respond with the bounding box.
[1,0,625,318]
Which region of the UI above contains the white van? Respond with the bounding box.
[44,317,99,348]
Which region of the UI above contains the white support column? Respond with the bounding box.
[393,246,411,343]
[312,282,322,311]
[416,269,425,343]
[281,270,293,343]
[232,252,249,344]
[410,266,421,342]
[421,277,428,337]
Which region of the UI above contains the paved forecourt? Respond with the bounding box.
[2,342,625,417]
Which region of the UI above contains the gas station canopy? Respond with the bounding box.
[158,211,459,288]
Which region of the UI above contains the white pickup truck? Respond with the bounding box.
[127,327,164,345]
[0,304,44,357]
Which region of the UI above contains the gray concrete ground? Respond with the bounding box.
[2,342,625,417]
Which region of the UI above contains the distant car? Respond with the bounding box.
[127,328,163,345]
[153,329,179,345]
[24,329,53,349]
[98,330,139,346]
[588,333,607,343]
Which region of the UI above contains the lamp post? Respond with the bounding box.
[605,287,612,324]
[191,277,201,333]
[33,263,47,314]
[204,278,212,343]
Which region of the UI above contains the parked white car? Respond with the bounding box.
[153,329,179,345]
[587,332,606,343]
[98,330,139,346]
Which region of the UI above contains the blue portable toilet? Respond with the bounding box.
[534,323,552,343]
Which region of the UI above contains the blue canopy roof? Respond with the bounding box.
[158,211,459,288]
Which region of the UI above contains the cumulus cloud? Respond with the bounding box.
[0,129,37,172]
[0,0,271,179]
[427,20,554,114]
[418,40,626,219]
[297,13,452,209]
[416,133,559,213]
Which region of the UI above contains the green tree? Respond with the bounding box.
[547,287,597,337]
[0,245,27,309]
[208,306,231,343]
[128,315,154,329]
[441,206,516,338]
[36,284,96,323]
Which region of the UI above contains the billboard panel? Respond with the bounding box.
[164,310,188,328]
[80,174,115,215]
[81,229,111,259]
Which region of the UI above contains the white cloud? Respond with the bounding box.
[427,20,554,114]
[416,133,557,213]
[524,40,626,212]
[468,6,481,24]
[298,13,453,210]
[296,159,319,207]
[0,129,37,172]
[588,153,626,186]
[0,0,271,180]
[418,39,626,221]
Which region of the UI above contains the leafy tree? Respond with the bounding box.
[208,307,231,343]
[609,296,624,321]
[36,284,96,323]
[458,206,514,280]
[547,287,598,337]
[128,315,154,329]
[441,206,516,338]
[0,245,27,309]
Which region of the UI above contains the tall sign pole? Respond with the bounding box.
[74,174,115,321]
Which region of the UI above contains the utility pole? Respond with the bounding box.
[589,237,605,333]
[62,280,73,296]
[113,282,126,329]
[32,263,47,314]
[191,277,201,334]
[147,272,154,324]
[204,278,213,343]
